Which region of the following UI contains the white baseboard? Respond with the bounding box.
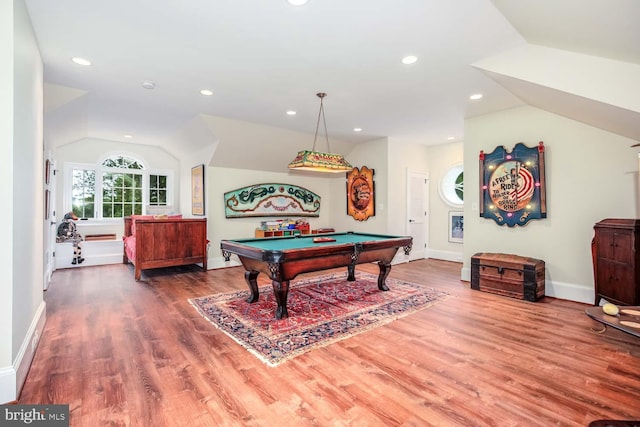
[207,255,242,270]
[210,251,595,304]
[463,266,593,304]
[0,367,16,404]
[461,265,471,282]
[544,280,594,304]
[427,249,464,263]
[392,252,411,265]
[0,301,46,404]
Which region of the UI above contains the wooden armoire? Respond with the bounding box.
[591,218,640,306]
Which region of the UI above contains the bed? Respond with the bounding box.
[123,215,208,280]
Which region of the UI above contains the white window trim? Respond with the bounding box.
[63,161,174,223]
[438,163,464,208]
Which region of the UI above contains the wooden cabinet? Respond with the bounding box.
[592,218,640,306]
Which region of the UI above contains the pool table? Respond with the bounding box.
[221,231,413,319]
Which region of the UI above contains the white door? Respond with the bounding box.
[406,169,429,261]
[44,158,57,290]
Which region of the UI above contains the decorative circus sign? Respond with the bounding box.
[480,142,547,227]
[224,183,320,218]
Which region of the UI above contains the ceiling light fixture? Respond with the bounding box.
[123,134,133,139]
[286,110,297,116]
[354,128,362,132]
[469,93,483,100]
[288,92,353,173]
[402,55,418,65]
[200,89,213,96]
[287,0,309,5]
[141,80,156,90]
[71,57,91,66]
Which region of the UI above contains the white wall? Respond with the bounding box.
[330,138,389,234]
[0,0,15,395]
[426,141,464,261]
[387,138,430,238]
[1,0,46,404]
[53,138,181,238]
[463,105,639,303]
[201,114,357,174]
[179,143,216,219]
[205,167,336,267]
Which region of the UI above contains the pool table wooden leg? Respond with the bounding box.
[244,270,260,303]
[377,261,391,291]
[347,264,356,281]
[272,280,290,319]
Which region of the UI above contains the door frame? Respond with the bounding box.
[406,169,429,261]
[44,156,57,290]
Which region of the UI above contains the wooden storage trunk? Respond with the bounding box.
[471,253,545,301]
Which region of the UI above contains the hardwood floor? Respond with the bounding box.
[19,259,640,426]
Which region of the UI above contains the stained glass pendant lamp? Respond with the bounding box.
[288,93,353,173]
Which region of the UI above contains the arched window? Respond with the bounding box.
[67,154,172,219]
[102,155,144,169]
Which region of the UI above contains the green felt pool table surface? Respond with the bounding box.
[227,232,402,251]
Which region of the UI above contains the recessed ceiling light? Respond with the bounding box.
[141,81,156,90]
[123,134,133,139]
[354,128,362,132]
[447,136,455,141]
[469,93,483,100]
[287,0,309,5]
[286,110,297,116]
[402,55,418,65]
[200,89,213,96]
[71,57,91,66]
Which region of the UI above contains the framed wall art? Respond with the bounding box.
[45,159,51,185]
[223,183,321,218]
[479,141,547,227]
[346,166,375,221]
[44,189,50,220]
[191,164,205,216]
[448,211,464,243]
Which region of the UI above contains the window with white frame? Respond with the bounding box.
[439,164,464,208]
[67,154,172,219]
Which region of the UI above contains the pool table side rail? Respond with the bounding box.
[220,234,412,263]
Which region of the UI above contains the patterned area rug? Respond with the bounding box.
[190,271,450,366]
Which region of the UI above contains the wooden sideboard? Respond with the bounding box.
[592,218,640,306]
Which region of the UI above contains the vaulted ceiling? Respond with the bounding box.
[26,0,640,166]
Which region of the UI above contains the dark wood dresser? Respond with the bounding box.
[592,218,640,306]
[471,253,545,301]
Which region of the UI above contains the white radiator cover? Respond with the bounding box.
[55,240,123,269]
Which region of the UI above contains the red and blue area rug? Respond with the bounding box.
[190,271,450,366]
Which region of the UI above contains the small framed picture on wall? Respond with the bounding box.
[448,211,463,243]
[191,164,205,216]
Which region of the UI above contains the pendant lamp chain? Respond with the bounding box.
[287,91,352,173]
[312,92,330,153]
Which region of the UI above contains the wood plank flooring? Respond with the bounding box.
[18,259,640,426]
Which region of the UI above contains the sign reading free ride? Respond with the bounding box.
[1,405,69,426]
[479,141,547,227]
